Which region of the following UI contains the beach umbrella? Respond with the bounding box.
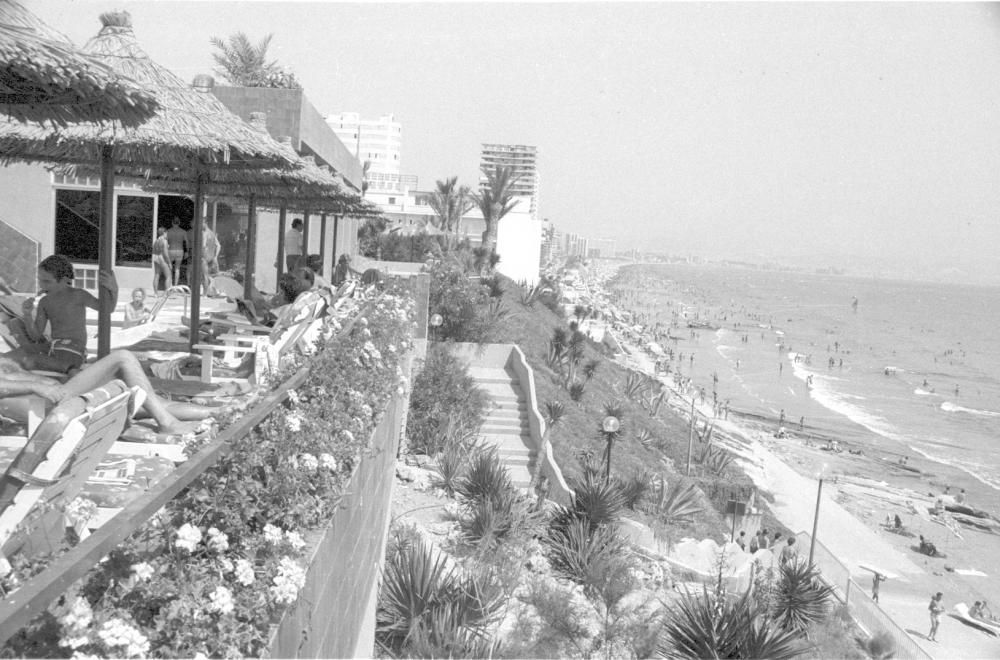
[0,10,299,355]
[0,0,158,127]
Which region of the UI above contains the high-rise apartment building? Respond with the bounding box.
[327,112,401,176]
[479,143,539,219]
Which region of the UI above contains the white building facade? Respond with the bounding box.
[479,144,540,221]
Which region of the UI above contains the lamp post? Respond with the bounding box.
[429,313,443,342]
[808,464,827,567]
[601,415,621,483]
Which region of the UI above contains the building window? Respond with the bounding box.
[115,195,154,267]
[55,189,100,263]
[388,197,396,205]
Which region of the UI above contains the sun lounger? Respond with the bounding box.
[0,380,141,556]
[192,294,327,385]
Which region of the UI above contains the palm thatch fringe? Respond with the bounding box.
[0,1,158,127]
[0,10,295,170]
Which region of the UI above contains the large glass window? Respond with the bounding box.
[55,189,100,263]
[115,195,154,267]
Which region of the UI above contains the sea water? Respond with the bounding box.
[627,263,1000,494]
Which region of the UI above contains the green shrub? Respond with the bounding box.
[865,631,895,659]
[427,258,502,342]
[406,344,488,455]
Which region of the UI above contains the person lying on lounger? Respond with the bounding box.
[0,349,220,434]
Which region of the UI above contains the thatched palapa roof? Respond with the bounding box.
[0,1,157,127]
[0,10,294,170]
[63,118,381,217]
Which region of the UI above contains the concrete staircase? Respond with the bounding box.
[468,365,534,490]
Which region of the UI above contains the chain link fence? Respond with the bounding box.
[796,532,932,660]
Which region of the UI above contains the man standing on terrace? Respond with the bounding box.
[284,218,304,272]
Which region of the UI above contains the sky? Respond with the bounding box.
[30,1,1000,284]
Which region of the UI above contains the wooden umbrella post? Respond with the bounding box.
[276,202,287,280]
[243,193,257,301]
[97,144,115,358]
[331,213,340,264]
[319,213,327,273]
[188,172,205,353]
[301,209,311,261]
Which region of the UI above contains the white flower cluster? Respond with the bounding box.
[64,497,98,526]
[284,530,306,552]
[130,562,154,582]
[234,558,256,586]
[96,618,149,658]
[208,585,234,615]
[286,388,301,405]
[298,453,318,472]
[339,429,355,444]
[206,527,229,553]
[263,524,284,545]
[56,597,93,650]
[318,452,337,471]
[269,556,306,605]
[285,412,303,433]
[175,523,202,553]
[219,557,234,573]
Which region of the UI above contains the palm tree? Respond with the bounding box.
[209,31,300,88]
[427,177,474,248]
[473,164,522,255]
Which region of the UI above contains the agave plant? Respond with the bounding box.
[771,561,834,632]
[622,370,646,401]
[647,475,704,523]
[658,588,809,659]
[554,466,626,531]
[702,445,734,476]
[615,471,652,510]
[635,427,655,450]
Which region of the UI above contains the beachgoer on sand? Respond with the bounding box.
[871,573,885,603]
[928,592,944,641]
[6,255,118,373]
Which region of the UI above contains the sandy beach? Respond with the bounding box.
[574,260,1000,659]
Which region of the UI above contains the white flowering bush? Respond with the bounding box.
[4,284,418,659]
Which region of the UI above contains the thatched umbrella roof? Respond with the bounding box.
[0,1,158,127]
[0,10,294,169]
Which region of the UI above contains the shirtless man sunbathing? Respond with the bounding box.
[0,349,219,434]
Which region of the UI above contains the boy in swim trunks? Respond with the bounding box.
[7,255,118,373]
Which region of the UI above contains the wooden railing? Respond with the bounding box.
[0,295,382,645]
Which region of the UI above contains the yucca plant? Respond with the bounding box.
[635,427,655,449]
[569,381,586,401]
[658,588,809,659]
[530,400,566,490]
[553,465,626,532]
[485,297,510,327]
[582,358,600,382]
[481,275,504,298]
[433,443,469,496]
[378,540,506,655]
[544,516,629,591]
[460,487,546,552]
[771,561,834,632]
[456,448,512,504]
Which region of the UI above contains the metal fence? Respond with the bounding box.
[796,532,932,660]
